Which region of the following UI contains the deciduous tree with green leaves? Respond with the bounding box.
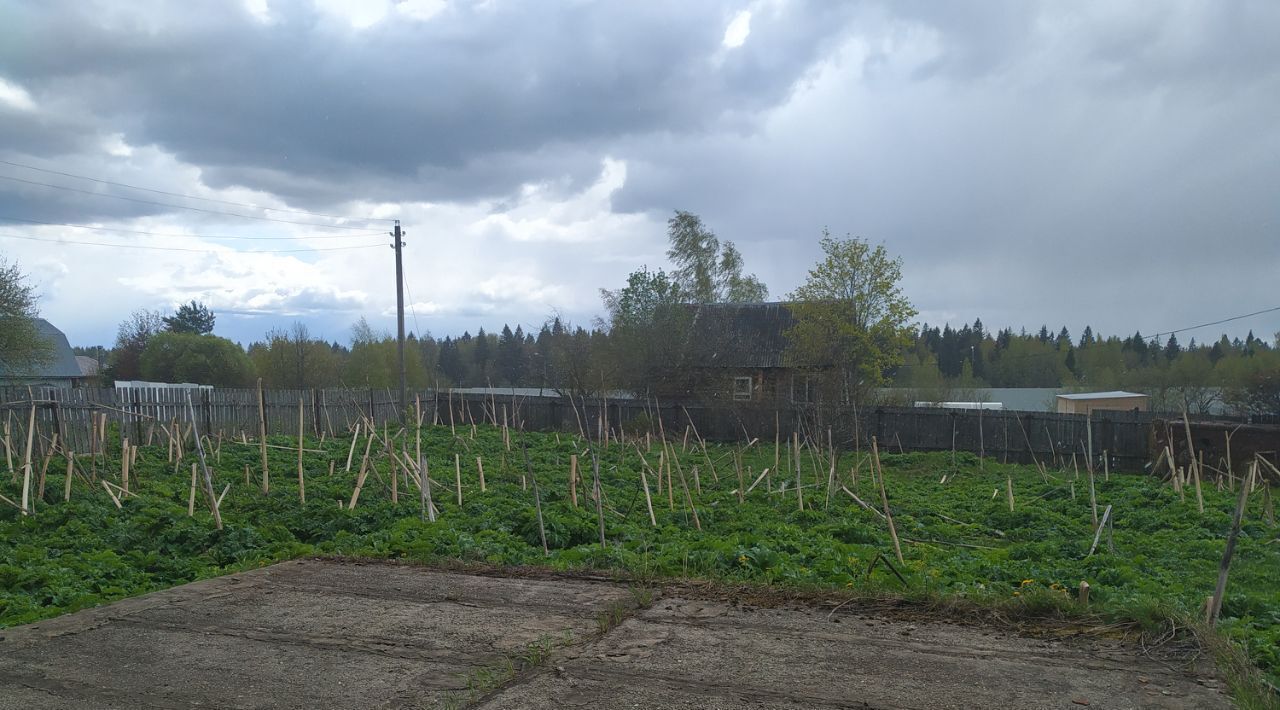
[598,266,690,394]
[105,309,166,381]
[666,210,768,303]
[139,332,255,386]
[784,230,917,403]
[0,257,52,374]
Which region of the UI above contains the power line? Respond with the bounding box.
[0,158,396,223]
[1148,306,1280,342]
[0,231,385,254]
[0,173,381,230]
[0,214,386,240]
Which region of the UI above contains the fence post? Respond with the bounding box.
[368,388,375,424]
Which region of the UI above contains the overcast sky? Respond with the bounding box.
[1,0,1277,348]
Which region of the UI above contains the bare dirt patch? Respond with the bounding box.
[0,559,1230,709]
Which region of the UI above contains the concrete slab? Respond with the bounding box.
[0,560,1234,709]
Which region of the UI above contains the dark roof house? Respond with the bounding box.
[682,302,795,369]
[656,302,811,404]
[0,319,86,388]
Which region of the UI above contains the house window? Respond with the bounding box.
[733,376,753,401]
[791,374,816,404]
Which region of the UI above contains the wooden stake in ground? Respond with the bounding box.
[345,421,361,472]
[664,444,675,510]
[348,432,375,510]
[634,446,657,527]
[1086,447,1099,529]
[3,416,12,479]
[476,456,486,492]
[735,450,745,505]
[20,404,35,515]
[1208,462,1256,626]
[297,398,306,505]
[520,434,549,555]
[1193,451,1204,515]
[569,454,578,507]
[793,430,803,511]
[1087,505,1113,557]
[589,443,607,548]
[184,392,222,530]
[257,378,269,494]
[1006,473,1015,512]
[678,463,702,531]
[419,455,435,522]
[36,432,58,502]
[1181,409,1199,485]
[871,437,903,565]
[64,449,74,502]
[188,463,197,516]
[454,453,463,506]
[773,412,780,493]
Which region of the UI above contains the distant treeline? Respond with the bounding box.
[75,309,1279,418]
[897,320,1278,413]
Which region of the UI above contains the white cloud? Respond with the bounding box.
[312,0,391,29]
[396,0,446,22]
[0,77,36,111]
[102,134,134,158]
[242,0,272,23]
[722,10,752,49]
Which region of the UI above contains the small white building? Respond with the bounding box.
[1055,391,1148,415]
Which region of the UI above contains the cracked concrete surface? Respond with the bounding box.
[0,560,1231,709]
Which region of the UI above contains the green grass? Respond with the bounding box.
[1,424,1277,702]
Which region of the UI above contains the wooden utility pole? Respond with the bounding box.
[392,220,407,423]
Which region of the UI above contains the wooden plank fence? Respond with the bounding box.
[0,385,1212,474]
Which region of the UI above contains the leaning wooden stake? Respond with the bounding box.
[634,447,657,527]
[1208,462,1256,626]
[476,456,486,492]
[1087,505,1113,557]
[345,421,361,472]
[257,378,269,494]
[348,432,375,510]
[678,463,702,531]
[419,455,436,522]
[871,437,903,565]
[184,392,222,530]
